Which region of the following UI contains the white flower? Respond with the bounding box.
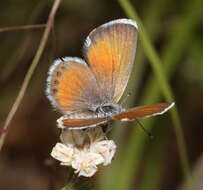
[72,149,104,177]
[51,143,74,165]
[51,126,117,177]
[90,140,116,166]
[87,127,105,143]
[60,129,87,146]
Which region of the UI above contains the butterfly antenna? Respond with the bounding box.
[120,92,132,106]
[136,119,154,139]
[60,57,65,62]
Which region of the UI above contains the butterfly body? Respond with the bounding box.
[46,18,174,130]
[95,104,122,116]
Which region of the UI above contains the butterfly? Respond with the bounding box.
[46,18,174,130]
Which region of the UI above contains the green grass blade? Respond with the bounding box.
[109,0,198,189]
[98,0,171,189]
[190,39,203,85]
[138,120,168,190]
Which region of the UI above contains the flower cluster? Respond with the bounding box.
[51,127,116,177]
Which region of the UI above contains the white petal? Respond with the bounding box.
[60,129,87,146]
[91,140,116,166]
[87,126,105,143]
[88,152,105,165]
[78,165,97,177]
[61,162,71,166]
[51,143,74,164]
[72,150,104,177]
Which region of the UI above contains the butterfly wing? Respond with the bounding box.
[84,19,138,103]
[112,102,174,121]
[58,103,174,129]
[46,57,102,113]
[57,112,108,130]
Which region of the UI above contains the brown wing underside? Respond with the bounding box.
[112,102,174,120]
[58,103,174,129]
[57,114,108,130]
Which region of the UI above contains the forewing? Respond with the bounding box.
[112,103,174,121]
[57,112,108,129]
[46,57,101,113]
[84,19,138,102]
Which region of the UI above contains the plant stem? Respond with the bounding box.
[0,24,46,33]
[117,0,191,189]
[0,0,61,151]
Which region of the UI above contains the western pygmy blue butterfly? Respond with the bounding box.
[46,18,174,130]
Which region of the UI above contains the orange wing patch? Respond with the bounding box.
[112,103,174,121]
[84,19,138,103]
[46,58,101,113]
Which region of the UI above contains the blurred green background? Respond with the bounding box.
[0,0,203,190]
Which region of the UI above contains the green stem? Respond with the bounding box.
[62,172,77,190]
[116,0,191,189]
[98,0,173,189]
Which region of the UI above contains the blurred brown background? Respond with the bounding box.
[0,0,203,190]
